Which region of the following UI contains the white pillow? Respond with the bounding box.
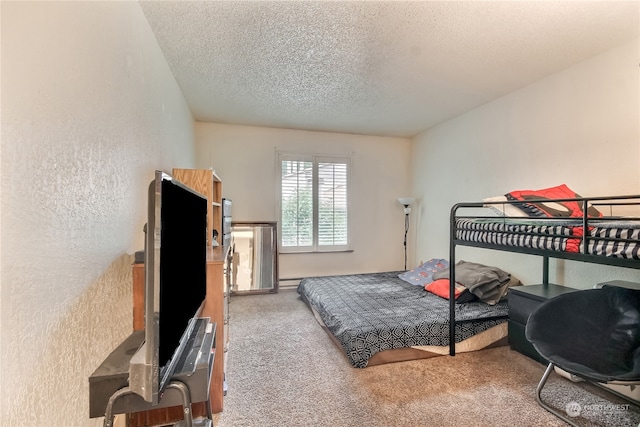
[482,196,529,217]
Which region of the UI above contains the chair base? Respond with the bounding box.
[536,363,582,427]
[535,362,640,427]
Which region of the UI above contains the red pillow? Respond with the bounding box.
[425,279,466,299]
[505,184,602,218]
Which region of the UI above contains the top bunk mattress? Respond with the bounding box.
[298,271,508,368]
[455,218,640,260]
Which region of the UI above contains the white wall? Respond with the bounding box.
[1,2,195,426]
[411,39,640,289]
[195,123,412,279]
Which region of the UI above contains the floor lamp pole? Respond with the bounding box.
[398,197,415,271]
[403,211,409,270]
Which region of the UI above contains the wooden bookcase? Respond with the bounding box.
[172,168,223,247]
[204,246,227,414]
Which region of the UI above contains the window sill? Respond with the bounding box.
[280,249,354,254]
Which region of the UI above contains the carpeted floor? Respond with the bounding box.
[213,290,640,427]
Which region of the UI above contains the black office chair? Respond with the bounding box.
[525,286,640,426]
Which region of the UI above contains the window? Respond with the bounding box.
[278,153,350,252]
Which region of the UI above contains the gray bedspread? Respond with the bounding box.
[297,271,508,368]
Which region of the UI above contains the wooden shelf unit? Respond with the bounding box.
[172,168,223,247]
[205,246,227,414]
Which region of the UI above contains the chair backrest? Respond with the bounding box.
[526,286,640,382]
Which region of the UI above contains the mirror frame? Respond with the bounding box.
[230,221,279,295]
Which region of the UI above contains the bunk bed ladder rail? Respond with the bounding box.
[449,203,457,356]
[449,201,484,356]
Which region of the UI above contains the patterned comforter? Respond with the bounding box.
[297,271,508,368]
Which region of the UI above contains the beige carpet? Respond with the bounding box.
[213,289,639,427]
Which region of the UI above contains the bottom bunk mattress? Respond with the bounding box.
[297,271,508,368]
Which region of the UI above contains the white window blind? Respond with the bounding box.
[281,159,313,248]
[278,154,350,252]
[318,162,348,246]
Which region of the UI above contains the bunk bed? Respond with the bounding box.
[449,191,640,356]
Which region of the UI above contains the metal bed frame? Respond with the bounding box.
[448,194,640,356]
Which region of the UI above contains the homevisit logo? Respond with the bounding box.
[565,400,631,418]
[565,401,582,417]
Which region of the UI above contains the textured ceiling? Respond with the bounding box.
[140,1,639,138]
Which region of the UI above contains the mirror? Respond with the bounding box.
[230,221,278,294]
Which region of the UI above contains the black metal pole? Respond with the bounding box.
[403,212,409,270]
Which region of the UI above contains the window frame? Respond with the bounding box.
[277,152,351,254]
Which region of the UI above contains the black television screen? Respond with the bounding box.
[158,176,207,368]
[129,171,208,404]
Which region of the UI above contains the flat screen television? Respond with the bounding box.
[129,170,208,404]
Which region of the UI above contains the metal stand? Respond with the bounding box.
[535,363,581,427]
[89,319,216,427]
[535,362,640,426]
[103,380,195,427]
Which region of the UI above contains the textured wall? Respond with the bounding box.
[411,39,640,288]
[1,2,194,426]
